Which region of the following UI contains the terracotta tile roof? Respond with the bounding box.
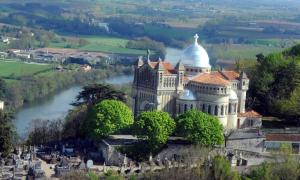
[183,76,189,81]
[266,134,300,142]
[238,110,262,118]
[217,71,240,80]
[149,61,177,74]
[191,73,230,86]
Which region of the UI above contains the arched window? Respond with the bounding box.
[214,106,218,116]
[184,104,188,112]
[159,73,163,84]
[180,73,183,84]
[208,105,211,114]
[221,105,224,115]
[229,103,232,113]
[202,104,205,112]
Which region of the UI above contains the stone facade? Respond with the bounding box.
[132,34,250,129]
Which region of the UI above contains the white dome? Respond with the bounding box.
[182,34,210,68]
[179,89,196,101]
[229,90,238,100]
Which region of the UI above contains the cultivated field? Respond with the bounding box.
[50,36,147,55]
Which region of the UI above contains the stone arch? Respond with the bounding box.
[221,105,224,115]
[208,105,211,114]
[214,105,218,116]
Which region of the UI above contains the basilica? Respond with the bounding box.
[132,34,257,129]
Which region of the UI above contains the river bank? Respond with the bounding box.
[14,75,133,137]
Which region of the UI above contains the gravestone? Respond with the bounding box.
[86,160,93,169]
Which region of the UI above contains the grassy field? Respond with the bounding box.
[209,44,283,60]
[0,59,53,79]
[50,36,147,55]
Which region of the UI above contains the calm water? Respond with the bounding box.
[14,75,133,137]
[14,48,183,137]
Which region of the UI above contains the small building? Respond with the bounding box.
[238,110,262,129]
[1,37,10,44]
[264,133,300,154]
[98,135,137,166]
[0,51,8,58]
[8,49,31,59]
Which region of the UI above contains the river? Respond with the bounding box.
[14,47,183,137]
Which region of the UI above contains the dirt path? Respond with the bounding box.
[39,158,58,179]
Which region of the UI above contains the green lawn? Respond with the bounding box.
[0,59,53,79]
[50,36,147,55]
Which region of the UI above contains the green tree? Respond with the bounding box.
[249,50,300,117]
[133,111,175,150]
[247,160,300,180]
[86,100,133,138]
[74,84,127,107]
[274,87,300,124]
[212,156,241,180]
[175,110,224,146]
[247,162,273,180]
[0,78,7,100]
[0,110,15,157]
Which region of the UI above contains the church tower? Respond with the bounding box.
[238,71,249,113]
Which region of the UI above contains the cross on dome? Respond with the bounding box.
[194,34,199,44]
[182,34,211,68]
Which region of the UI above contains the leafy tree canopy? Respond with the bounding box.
[248,49,300,119]
[74,84,127,107]
[175,109,224,146]
[212,156,241,180]
[133,111,175,150]
[0,110,15,157]
[283,44,300,57]
[86,100,133,138]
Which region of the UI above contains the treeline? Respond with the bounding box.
[0,2,107,36]
[0,12,107,36]
[0,3,195,49]
[107,17,194,48]
[126,38,166,59]
[0,25,61,50]
[2,65,131,110]
[248,44,300,121]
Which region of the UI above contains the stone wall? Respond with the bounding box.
[226,137,265,153]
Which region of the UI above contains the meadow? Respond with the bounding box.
[0,59,53,79]
[209,44,283,60]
